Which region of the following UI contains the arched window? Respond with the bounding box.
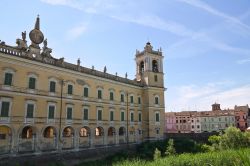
[95,127,103,136]
[139,61,144,73]
[119,127,125,136]
[108,127,116,136]
[44,126,56,138]
[79,127,90,137]
[152,60,158,72]
[63,126,74,137]
[21,126,33,139]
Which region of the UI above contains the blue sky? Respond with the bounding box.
[1,0,250,111]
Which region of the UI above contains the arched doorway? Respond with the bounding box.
[0,125,12,154]
[42,126,57,151]
[118,127,126,144]
[79,126,90,148]
[107,127,116,145]
[95,127,104,146]
[19,126,36,152]
[62,126,74,149]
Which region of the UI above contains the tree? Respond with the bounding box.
[154,148,161,160]
[165,139,176,156]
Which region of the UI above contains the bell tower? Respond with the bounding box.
[136,42,165,140]
[135,42,164,87]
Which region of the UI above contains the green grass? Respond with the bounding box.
[113,148,250,166]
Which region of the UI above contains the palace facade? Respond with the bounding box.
[0,16,165,154]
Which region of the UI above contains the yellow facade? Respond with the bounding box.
[0,17,165,154]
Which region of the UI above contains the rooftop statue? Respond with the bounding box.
[16,31,28,50]
[41,38,52,58]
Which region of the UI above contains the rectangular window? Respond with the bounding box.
[121,94,124,102]
[98,110,102,121]
[0,101,10,117]
[110,92,114,101]
[26,104,34,118]
[50,81,56,92]
[98,90,102,99]
[48,105,55,119]
[131,112,134,122]
[155,97,159,104]
[28,77,36,89]
[130,96,133,103]
[0,134,6,139]
[156,113,160,122]
[138,97,141,104]
[154,75,158,82]
[67,84,73,95]
[121,112,125,121]
[67,107,72,120]
[4,73,13,86]
[110,111,114,121]
[83,87,88,97]
[138,113,142,122]
[83,108,88,120]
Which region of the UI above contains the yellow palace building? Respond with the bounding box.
[0,16,165,154]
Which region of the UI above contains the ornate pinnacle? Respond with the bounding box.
[35,14,40,30]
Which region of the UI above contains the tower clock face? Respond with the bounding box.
[29,29,44,44]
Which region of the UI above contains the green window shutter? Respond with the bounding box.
[98,90,102,99]
[26,104,34,118]
[4,73,13,86]
[156,113,160,122]
[130,96,133,103]
[67,107,72,119]
[50,81,56,92]
[48,106,55,119]
[155,97,159,104]
[67,84,73,95]
[83,109,88,120]
[139,113,141,122]
[131,112,134,122]
[110,92,114,101]
[121,112,124,121]
[121,94,124,102]
[1,102,10,117]
[138,97,141,104]
[110,111,114,121]
[98,110,102,120]
[84,87,88,97]
[29,77,36,89]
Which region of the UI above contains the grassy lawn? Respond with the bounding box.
[112,148,250,166]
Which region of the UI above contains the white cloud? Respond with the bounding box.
[167,81,250,111]
[237,58,250,64]
[66,24,87,40]
[40,0,82,10]
[177,0,250,31]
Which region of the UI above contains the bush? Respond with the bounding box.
[153,148,161,160]
[165,139,176,156]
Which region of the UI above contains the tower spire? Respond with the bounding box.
[35,14,40,30]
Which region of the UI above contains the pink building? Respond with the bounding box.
[165,112,177,133]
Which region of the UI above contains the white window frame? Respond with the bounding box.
[25,100,36,123]
[66,82,74,98]
[129,94,134,106]
[155,111,160,125]
[154,95,160,106]
[109,89,115,102]
[83,85,90,99]
[97,87,103,101]
[0,97,12,123]
[82,106,89,123]
[27,73,38,93]
[47,102,56,123]
[120,91,125,104]
[2,68,16,89]
[66,104,73,124]
[48,77,57,95]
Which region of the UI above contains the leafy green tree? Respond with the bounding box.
[153,148,161,160]
[165,139,176,156]
[220,126,245,149]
